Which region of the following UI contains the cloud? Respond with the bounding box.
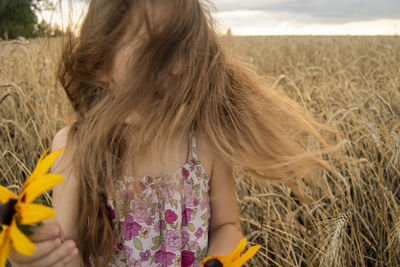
[215,10,400,35]
[213,0,292,11]
[213,0,400,24]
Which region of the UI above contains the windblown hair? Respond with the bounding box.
[58,0,335,266]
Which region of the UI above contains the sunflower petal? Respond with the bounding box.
[23,149,50,187]
[16,203,56,225]
[0,237,11,267]
[0,225,11,267]
[21,174,63,204]
[223,238,247,262]
[0,186,18,204]
[234,245,261,266]
[29,148,64,180]
[9,218,36,255]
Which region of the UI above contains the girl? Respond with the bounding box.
[9,0,333,266]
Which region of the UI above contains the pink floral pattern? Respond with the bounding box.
[132,200,148,223]
[140,250,151,261]
[165,210,178,224]
[181,250,196,267]
[106,133,210,266]
[121,215,142,240]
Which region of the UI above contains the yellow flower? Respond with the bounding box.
[0,148,64,267]
[140,227,150,239]
[201,238,261,267]
[174,255,181,266]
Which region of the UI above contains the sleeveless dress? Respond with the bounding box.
[106,132,211,267]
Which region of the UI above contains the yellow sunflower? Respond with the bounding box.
[0,148,64,267]
[201,238,261,267]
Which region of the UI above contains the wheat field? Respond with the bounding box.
[1,36,399,266]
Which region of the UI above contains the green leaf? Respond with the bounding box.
[147,193,152,203]
[200,247,208,259]
[133,237,143,250]
[152,236,161,245]
[196,246,201,257]
[16,220,33,236]
[124,198,131,210]
[187,223,196,232]
[33,196,49,206]
[194,184,200,191]
[151,243,161,251]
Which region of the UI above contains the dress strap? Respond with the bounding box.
[191,131,198,160]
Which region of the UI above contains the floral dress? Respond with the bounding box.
[106,132,211,267]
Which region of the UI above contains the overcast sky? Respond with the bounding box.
[215,0,399,23]
[213,0,400,34]
[41,0,400,35]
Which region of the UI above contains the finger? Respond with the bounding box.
[52,248,79,267]
[9,238,62,263]
[26,240,77,267]
[29,223,61,242]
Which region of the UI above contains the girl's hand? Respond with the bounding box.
[8,219,79,267]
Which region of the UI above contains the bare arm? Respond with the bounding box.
[8,128,81,267]
[50,127,84,267]
[207,153,243,256]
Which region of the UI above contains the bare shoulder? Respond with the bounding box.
[50,127,73,173]
[51,127,70,152]
[196,132,234,179]
[50,126,78,204]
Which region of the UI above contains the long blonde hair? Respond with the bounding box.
[58,0,335,265]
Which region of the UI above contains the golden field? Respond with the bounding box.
[1,36,399,266]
